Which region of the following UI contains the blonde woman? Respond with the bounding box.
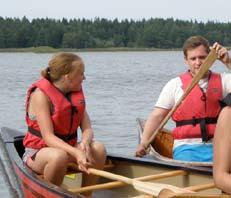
[23,52,106,197]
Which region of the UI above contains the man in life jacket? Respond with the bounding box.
[136,35,231,162]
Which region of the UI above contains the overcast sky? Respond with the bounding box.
[1,0,231,23]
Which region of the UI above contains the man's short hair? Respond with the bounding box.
[183,36,210,57]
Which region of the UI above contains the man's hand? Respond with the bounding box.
[135,142,150,157]
[212,42,231,68]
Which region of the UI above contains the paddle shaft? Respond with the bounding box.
[184,182,215,192]
[147,49,217,146]
[89,168,133,184]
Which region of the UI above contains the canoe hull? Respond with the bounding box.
[0,127,222,197]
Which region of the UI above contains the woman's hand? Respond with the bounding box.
[78,142,95,165]
[74,149,91,173]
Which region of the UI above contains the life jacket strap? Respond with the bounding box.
[176,117,217,142]
[28,127,77,142]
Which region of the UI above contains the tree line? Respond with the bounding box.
[0,16,230,49]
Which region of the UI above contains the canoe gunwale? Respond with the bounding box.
[108,153,213,175]
[1,127,80,198]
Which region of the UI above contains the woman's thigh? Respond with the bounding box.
[27,147,69,174]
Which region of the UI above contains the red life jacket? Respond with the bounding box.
[172,71,222,142]
[23,78,85,149]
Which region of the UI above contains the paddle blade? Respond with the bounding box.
[133,180,192,196]
[158,188,176,198]
[133,180,161,196]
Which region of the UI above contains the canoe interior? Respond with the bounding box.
[64,156,221,197]
[136,118,213,167]
[1,127,223,197]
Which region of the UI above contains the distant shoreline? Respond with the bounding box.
[0,46,229,53]
[0,46,182,53]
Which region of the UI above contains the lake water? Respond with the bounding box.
[0,51,228,196]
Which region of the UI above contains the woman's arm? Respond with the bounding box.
[32,89,89,171]
[213,106,231,194]
[79,110,95,163]
[80,110,94,145]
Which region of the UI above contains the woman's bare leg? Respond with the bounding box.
[27,147,69,186]
[81,141,106,197]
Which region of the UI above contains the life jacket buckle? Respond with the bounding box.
[192,117,197,126]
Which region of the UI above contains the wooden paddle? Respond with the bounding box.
[88,168,192,196]
[158,182,216,198]
[131,182,216,198]
[70,170,187,193]
[146,48,217,147]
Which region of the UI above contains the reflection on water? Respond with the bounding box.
[0,51,228,197]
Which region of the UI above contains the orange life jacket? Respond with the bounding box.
[23,78,85,149]
[172,71,222,142]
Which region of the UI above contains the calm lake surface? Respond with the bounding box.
[0,51,228,196]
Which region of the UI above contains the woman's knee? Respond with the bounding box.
[49,149,69,165]
[92,141,106,156]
